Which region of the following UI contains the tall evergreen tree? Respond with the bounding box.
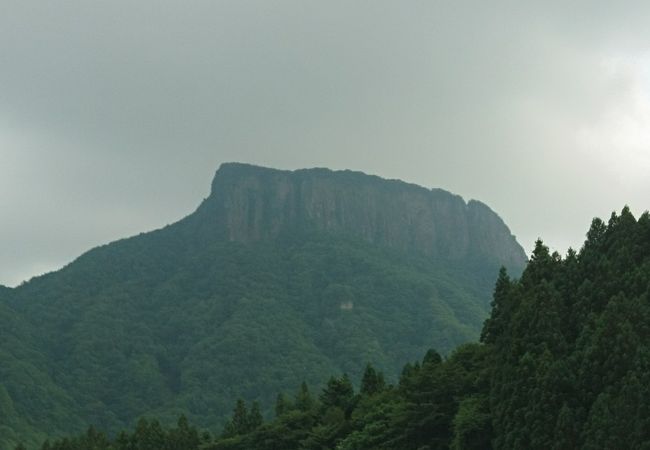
[360,364,385,396]
[295,382,314,412]
[274,393,290,417]
[248,401,263,431]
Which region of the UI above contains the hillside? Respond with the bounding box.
[0,164,526,448]
[28,207,650,450]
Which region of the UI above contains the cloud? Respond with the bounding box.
[576,54,650,187]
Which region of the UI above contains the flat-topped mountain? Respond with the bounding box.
[0,163,526,448]
[191,163,525,272]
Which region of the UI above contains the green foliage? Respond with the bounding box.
[23,206,650,450]
[274,393,290,418]
[486,208,650,449]
[359,364,385,397]
[295,382,315,413]
[451,396,492,450]
[248,402,263,431]
[32,342,493,449]
[319,374,354,414]
[0,223,504,446]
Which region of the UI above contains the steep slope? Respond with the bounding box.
[1,163,526,446]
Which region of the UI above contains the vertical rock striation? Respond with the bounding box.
[194,163,526,273]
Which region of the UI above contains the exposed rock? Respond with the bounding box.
[195,162,526,273]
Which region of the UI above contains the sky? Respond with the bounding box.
[2,1,650,287]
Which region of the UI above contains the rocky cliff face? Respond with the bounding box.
[194,163,527,273]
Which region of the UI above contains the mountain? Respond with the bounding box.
[0,163,526,448]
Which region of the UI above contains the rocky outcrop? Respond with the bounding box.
[194,163,527,272]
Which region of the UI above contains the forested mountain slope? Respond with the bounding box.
[28,207,650,450]
[0,164,526,448]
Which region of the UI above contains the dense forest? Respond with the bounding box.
[1,233,504,449]
[14,207,650,449]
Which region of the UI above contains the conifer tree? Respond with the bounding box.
[320,374,354,412]
[480,267,512,344]
[295,382,314,412]
[231,399,248,435]
[360,364,385,396]
[248,401,263,431]
[275,393,290,417]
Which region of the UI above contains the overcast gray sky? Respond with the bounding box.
[2,1,650,286]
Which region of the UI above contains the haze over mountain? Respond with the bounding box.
[0,164,525,448]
